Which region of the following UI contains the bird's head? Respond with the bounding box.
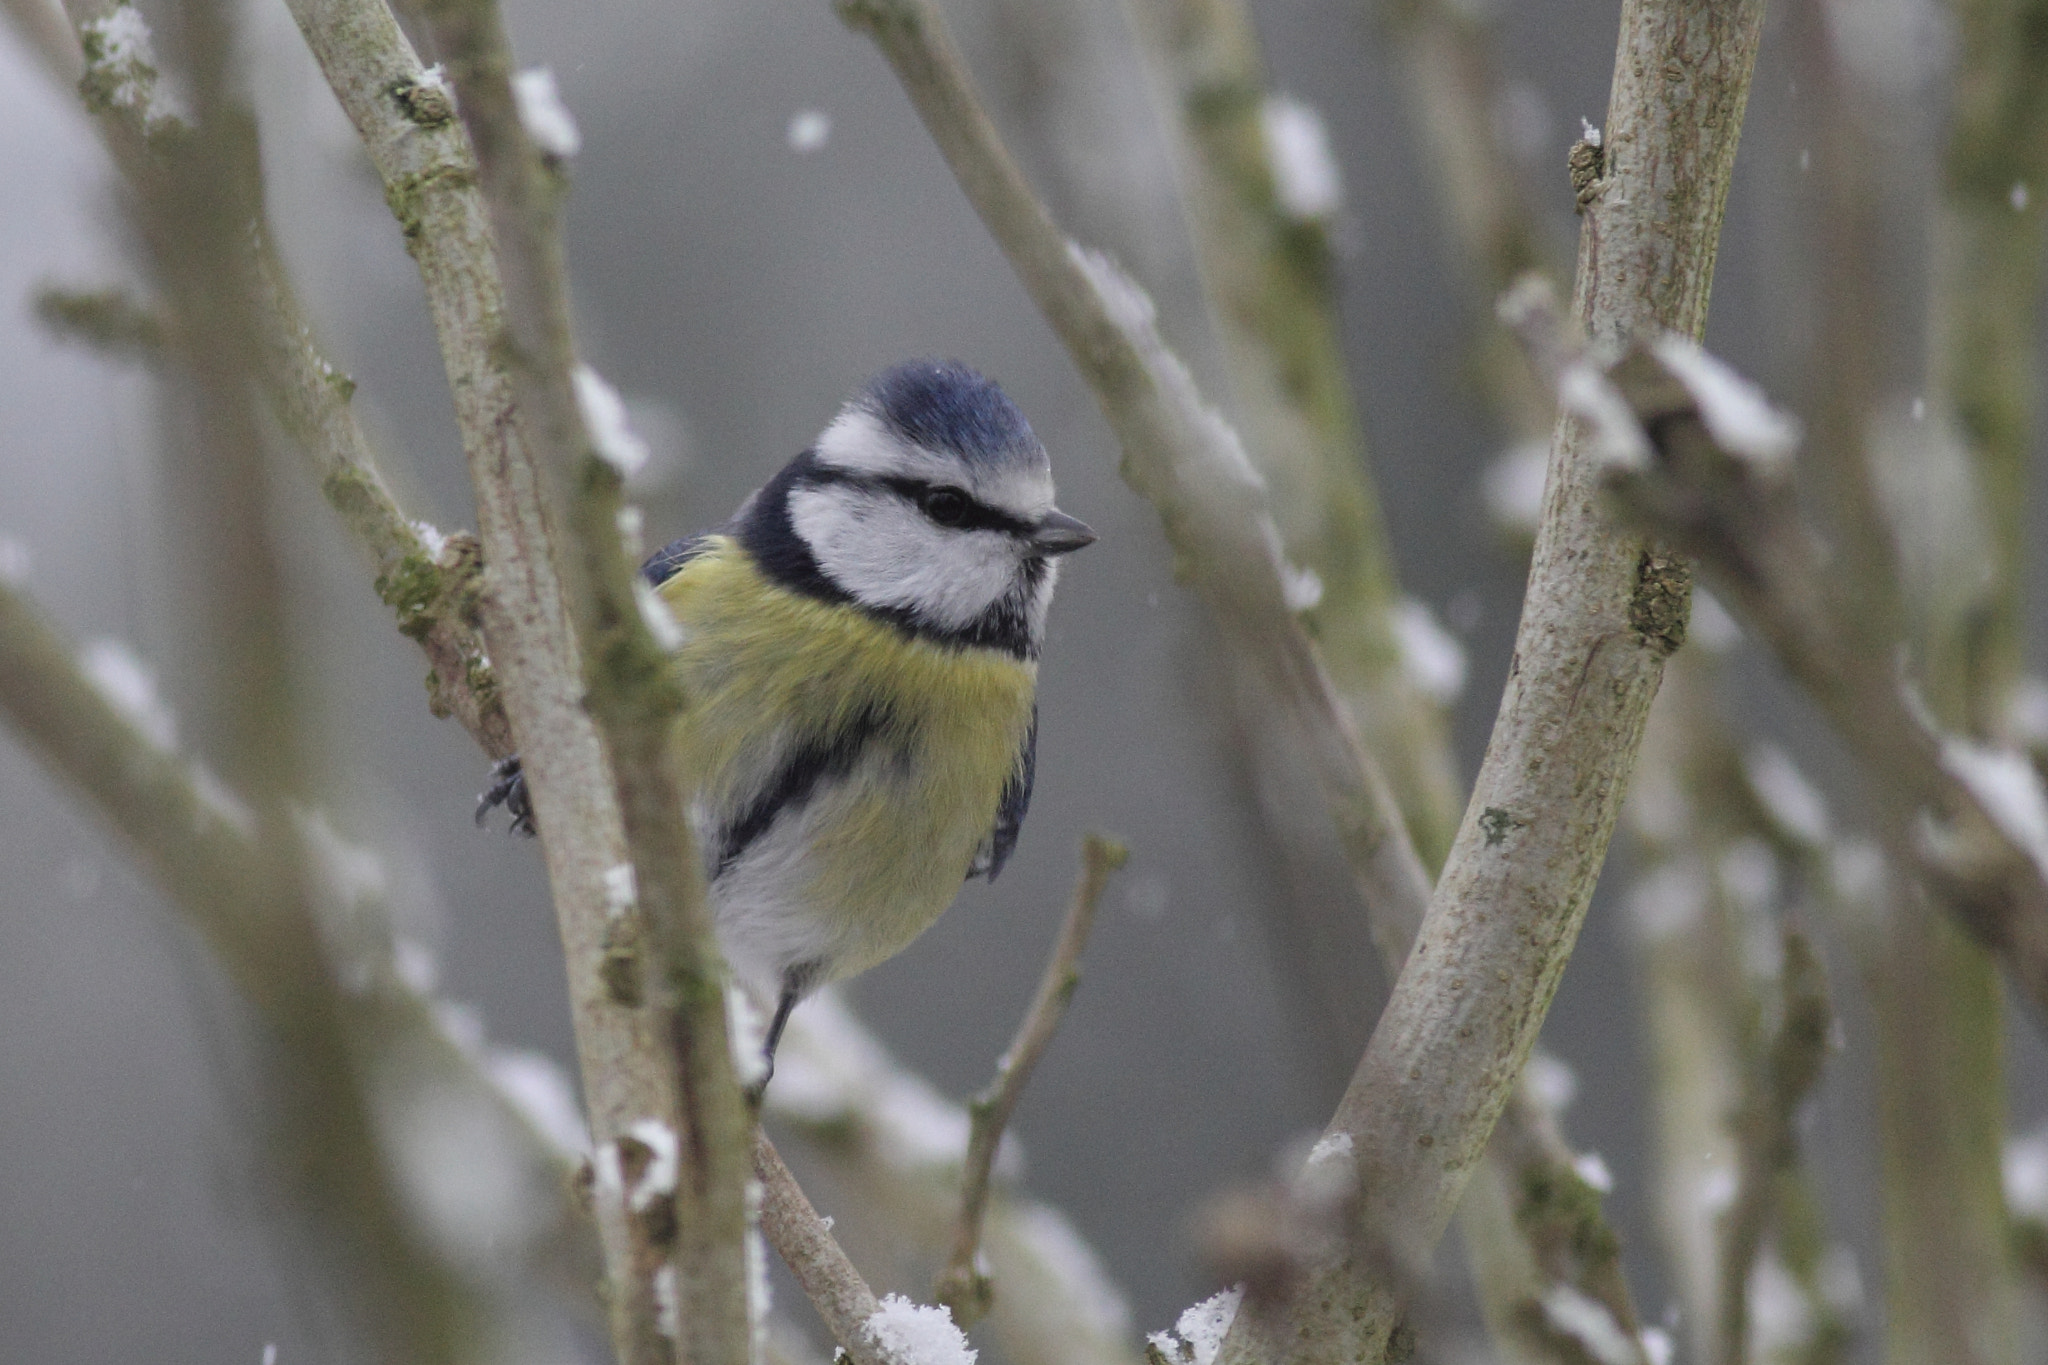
[748,360,1094,657]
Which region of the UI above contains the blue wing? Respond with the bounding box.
[971,705,1036,882]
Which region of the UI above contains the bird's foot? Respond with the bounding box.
[476,756,537,837]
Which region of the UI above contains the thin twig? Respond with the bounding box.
[768,990,1146,1365]
[246,227,512,757]
[755,1132,891,1365]
[937,833,1125,1323]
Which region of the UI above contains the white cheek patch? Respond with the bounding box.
[789,485,1020,631]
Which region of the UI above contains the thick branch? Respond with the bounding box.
[937,833,1123,1322]
[1211,1,1765,1356]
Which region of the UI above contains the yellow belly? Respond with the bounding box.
[656,539,1036,987]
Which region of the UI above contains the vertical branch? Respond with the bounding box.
[1214,0,1767,1356]
[1379,0,1560,441]
[1932,0,2048,723]
[1801,1,2024,1359]
[279,1,726,1359]
[408,5,752,1363]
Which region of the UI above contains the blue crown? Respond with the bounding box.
[861,360,1042,468]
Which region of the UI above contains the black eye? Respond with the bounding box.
[920,488,970,527]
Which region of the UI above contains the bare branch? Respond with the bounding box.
[1206,0,1768,1352]
[756,1132,891,1365]
[246,229,512,758]
[837,0,1430,1042]
[1716,931,1833,1365]
[937,833,1124,1323]
[277,0,714,1358]
[407,5,753,1361]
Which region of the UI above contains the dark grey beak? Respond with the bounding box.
[1030,509,1097,556]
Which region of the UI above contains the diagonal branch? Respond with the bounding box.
[937,833,1124,1322]
[836,0,1431,1048]
[755,1133,891,1365]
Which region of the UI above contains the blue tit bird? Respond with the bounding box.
[480,359,1095,1074]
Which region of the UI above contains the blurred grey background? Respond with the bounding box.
[0,0,2043,1361]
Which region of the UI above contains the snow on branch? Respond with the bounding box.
[1507,279,2048,1026]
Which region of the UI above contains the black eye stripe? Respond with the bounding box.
[870,475,1035,536]
[794,462,1039,535]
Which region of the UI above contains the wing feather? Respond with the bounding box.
[971,705,1036,881]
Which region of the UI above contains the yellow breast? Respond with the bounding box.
[655,538,1036,982]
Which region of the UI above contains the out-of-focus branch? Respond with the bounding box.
[836,0,1431,1064]
[1934,0,2048,722]
[0,0,79,86]
[51,3,492,1356]
[1378,0,1559,442]
[1917,0,2048,1355]
[1552,314,2048,1025]
[938,833,1124,1323]
[1622,654,1861,1365]
[0,573,598,1300]
[1716,932,1832,1365]
[407,2,753,1361]
[1121,0,1463,869]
